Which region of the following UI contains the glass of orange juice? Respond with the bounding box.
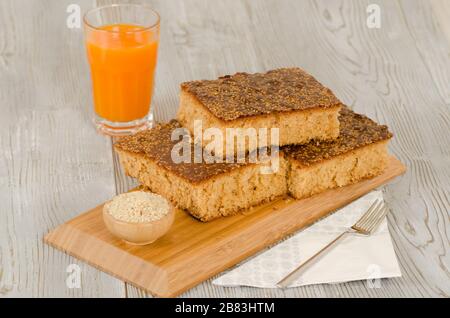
[83,4,160,136]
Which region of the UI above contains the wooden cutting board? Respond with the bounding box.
[45,156,405,297]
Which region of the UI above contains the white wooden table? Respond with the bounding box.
[1,0,449,298]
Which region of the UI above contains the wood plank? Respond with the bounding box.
[400,0,450,105]
[0,0,124,297]
[393,0,450,298]
[430,0,450,46]
[45,156,405,297]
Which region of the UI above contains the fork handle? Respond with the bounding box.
[277,230,352,288]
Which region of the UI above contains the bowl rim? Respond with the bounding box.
[102,203,174,226]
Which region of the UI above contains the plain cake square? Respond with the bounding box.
[283,106,393,199]
[114,120,288,222]
[177,68,342,156]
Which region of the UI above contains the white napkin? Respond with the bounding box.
[213,191,401,288]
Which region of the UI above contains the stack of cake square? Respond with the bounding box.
[115,68,392,222]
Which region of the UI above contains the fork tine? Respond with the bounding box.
[355,200,383,229]
[365,202,387,229]
[354,199,380,227]
[366,205,389,233]
[361,202,387,234]
[361,201,385,230]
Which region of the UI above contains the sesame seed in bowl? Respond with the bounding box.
[103,191,174,245]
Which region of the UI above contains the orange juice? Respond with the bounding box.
[86,24,159,123]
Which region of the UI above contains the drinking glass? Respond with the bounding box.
[84,4,160,136]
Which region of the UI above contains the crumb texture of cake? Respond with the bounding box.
[284,106,393,199]
[177,68,342,156]
[115,121,287,222]
[287,141,389,199]
[178,89,340,157]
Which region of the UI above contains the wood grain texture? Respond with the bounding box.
[45,156,405,297]
[430,0,450,47]
[0,0,124,297]
[1,0,449,298]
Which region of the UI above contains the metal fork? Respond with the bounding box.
[277,199,389,288]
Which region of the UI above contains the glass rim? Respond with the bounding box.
[83,4,160,33]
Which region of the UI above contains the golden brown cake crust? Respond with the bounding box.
[180,68,341,121]
[114,120,246,183]
[282,106,393,167]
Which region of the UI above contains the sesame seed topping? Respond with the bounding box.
[181,68,341,121]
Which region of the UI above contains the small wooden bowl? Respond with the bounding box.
[103,205,175,245]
